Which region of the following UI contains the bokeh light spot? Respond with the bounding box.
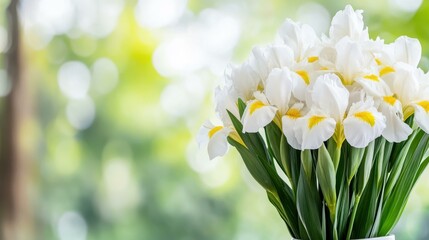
[135,0,187,29]
[58,61,91,99]
[57,211,87,240]
[92,58,119,95]
[389,0,423,13]
[297,3,330,35]
[66,97,96,130]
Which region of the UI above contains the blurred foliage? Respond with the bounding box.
[1,0,429,239]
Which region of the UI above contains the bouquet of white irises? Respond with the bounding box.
[198,5,429,240]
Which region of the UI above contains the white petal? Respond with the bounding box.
[266,45,295,69]
[290,70,309,101]
[355,74,391,97]
[384,63,420,105]
[277,19,319,62]
[197,120,214,148]
[343,100,386,148]
[413,101,429,133]
[265,68,293,114]
[380,100,412,142]
[335,37,368,82]
[281,103,306,150]
[248,46,270,82]
[392,36,421,67]
[242,100,277,133]
[226,63,260,100]
[282,116,301,150]
[308,73,349,121]
[329,5,369,41]
[207,128,231,160]
[295,111,336,150]
[214,85,239,127]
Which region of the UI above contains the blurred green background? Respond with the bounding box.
[1,0,429,239]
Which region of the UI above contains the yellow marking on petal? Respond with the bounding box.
[320,67,329,70]
[383,96,397,106]
[229,131,246,146]
[380,66,395,76]
[249,100,265,115]
[308,56,319,63]
[403,105,415,120]
[363,74,379,82]
[286,108,301,119]
[296,70,310,85]
[208,126,223,138]
[354,111,375,127]
[308,116,326,129]
[417,100,429,112]
[375,58,382,66]
[333,123,345,147]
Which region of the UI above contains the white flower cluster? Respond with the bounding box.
[198,5,429,160]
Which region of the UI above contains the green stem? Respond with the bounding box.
[346,194,361,240]
[333,146,341,172]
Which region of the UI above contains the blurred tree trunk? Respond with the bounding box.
[0,0,32,239]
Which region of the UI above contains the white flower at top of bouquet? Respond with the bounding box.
[197,120,232,160]
[306,73,349,122]
[202,4,429,153]
[225,47,269,101]
[329,5,369,42]
[320,36,377,85]
[385,36,422,68]
[277,19,320,63]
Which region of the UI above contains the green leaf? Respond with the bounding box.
[379,131,429,235]
[316,144,337,223]
[227,110,273,165]
[266,122,284,171]
[237,98,246,117]
[280,134,300,190]
[301,150,313,182]
[347,147,365,184]
[384,131,419,201]
[228,137,274,191]
[356,141,375,195]
[296,166,323,240]
[414,156,429,185]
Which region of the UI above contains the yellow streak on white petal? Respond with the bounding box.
[417,100,429,112]
[363,74,379,82]
[229,131,245,146]
[308,56,319,63]
[375,58,382,66]
[249,100,265,115]
[354,111,375,127]
[320,67,329,70]
[296,70,310,85]
[208,126,223,138]
[333,123,345,147]
[308,116,326,129]
[383,96,397,106]
[380,66,395,76]
[403,105,415,120]
[286,108,301,119]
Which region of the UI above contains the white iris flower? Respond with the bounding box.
[199,4,429,156]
